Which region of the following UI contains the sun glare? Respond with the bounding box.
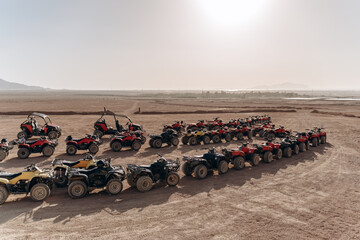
[197,0,267,27]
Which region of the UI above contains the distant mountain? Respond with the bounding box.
[250,82,310,90]
[0,79,45,90]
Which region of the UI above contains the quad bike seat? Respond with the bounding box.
[62,160,81,167]
[139,165,151,169]
[77,168,99,174]
[24,140,39,145]
[0,172,22,180]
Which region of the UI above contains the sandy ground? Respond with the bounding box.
[0,93,359,239]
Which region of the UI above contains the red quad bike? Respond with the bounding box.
[206,117,225,130]
[221,147,246,170]
[210,128,232,143]
[306,128,320,147]
[110,133,142,152]
[230,125,253,140]
[186,120,207,132]
[252,123,275,137]
[0,138,15,162]
[294,132,310,152]
[253,140,282,163]
[17,112,62,140]
[16,137,58,159]
[265,126,291,140]
[226,119,240,128]
[163,121,185,133]
[65,134,102,155]
[314,127,327,144]
[238,142,261,166]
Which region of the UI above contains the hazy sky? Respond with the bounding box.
[1,0,359,90]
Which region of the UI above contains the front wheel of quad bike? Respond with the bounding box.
[68,181,88,199]
[30,183,51,202]
[106,179,123,195]
[127,175,136,187]
[236,132,244,140]
[263,151,273,163]
[171,137,179,146]
[17,148,30,159]
[217,160,229,174]
[182,162,192,176]
[181,136,189,145]
[140,135,146,144]
[111,141,122,152]
[312,138,318,147]
[152,139,162,148]
[189,137,197,146]
[194,164,208,179]
[42,145,55,157]
[283,147,292,158]
[0,150,7,161]
[66,145,77,155]
[320,136,326,144]
[299,142,306,152]
[48,130,58,140]
[224,133,232,142]
[251,154,261,166]
[131,140,141,151]
[267,132,275,140]
[258,130,265,137]
[88,143,99,154]
[0,186,9,205]
[275,149,282,160]
[166,172,180,186]
[136,176,153,192]
[93,130,103,138]
[233,157,245,170]
[149,139,154,148]
[293,144,299,155]
[212,135,221,144]
[203,135,211,145]
[17,131,28,140]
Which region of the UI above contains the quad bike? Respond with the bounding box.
[253,140,282,163]
[149,129,179,148]
[126,154,180,192]
[265,126,291,140]
[163,121,185,133]
[226,119,240,128]
[93,108,145,138]
[65,134,102,155]
[186,120,207,132]
[0,138,15,162]
[206,117,225,130]
[279,137,299,158]
[221,147,246,170]
[16,137,58,159]
[67,158,125,199]
[115,130,146,145]
[51,155,97,187]
[181,129,211,146]
[252,123,275,137]
[0,163,53,204]
[314,127,327,144]
[229,125,253,140]
[182,148,229,179]
[17,112,62,140]
[306,129,320,147]
[238,142,261,166]
[110,132,142,152]
[208,128,232,143]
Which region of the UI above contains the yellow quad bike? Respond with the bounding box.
[52,155,96,187]
[0,164,53,205]
[181,129,211,146]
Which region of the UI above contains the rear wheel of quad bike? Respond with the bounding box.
[189,137,197,146]
[68,181,88,199]
[152,139,162,148]
[203,135,211,145]
[166,172,180,186]
[17,131,28,140]
[111,141,122,152]
[0,186,9,205]
[171,137,179,146]
[106,179,123,195]
[312,138,318,147]
[17,148,30,159]
[275,149,282,160]
[42,145,55,157]
[149,139,154,148]
[293,145,299,155]
[88,143,99,154]
[131,140,141,151]
[320,136,326,144]
[247,131,253,139]
[263,151,273,163]
[93,130,103,138]
[218,160,229,174]
[267,132,275,140]
[0,150,6,161]
[30,183,51,202]
[181,136,189,145]
[136,176,153,192]
[182,162,192,176]
[299,142,306,152]
[212,135,221,143]
[258,130,265,137]
[224,133,232,142]
[66,145,77,155]
[48,130,58,139]
[236,132,244,140]
[283,147,292,158]
[127,175,136,187]
[233,157,245,170]
[251,154,261,166]
[194,164,208,179]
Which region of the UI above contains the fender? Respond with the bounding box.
[68,173,89,184]
[66,141,78,146]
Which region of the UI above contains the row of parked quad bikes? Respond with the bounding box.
[0,112,327,204]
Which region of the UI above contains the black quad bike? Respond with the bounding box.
[0,138,14,162]
[279,137,299,158]
[126,154,180,192]
[182,148,229,179]
[67,158,125,199]
[149,129,179,148]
